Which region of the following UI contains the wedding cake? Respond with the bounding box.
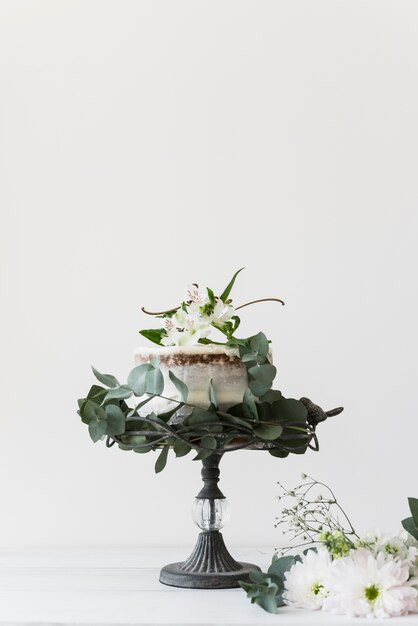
[134,344,251,414]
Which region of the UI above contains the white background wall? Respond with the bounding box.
[1,0,417,551]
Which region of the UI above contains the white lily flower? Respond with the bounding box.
[211,299,235,325]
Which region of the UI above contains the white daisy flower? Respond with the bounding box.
[323,547,417,618]
[283,548,332,610]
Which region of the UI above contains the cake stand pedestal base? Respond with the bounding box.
[159,530,260,589]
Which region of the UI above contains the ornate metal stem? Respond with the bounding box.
[159,453,260,589]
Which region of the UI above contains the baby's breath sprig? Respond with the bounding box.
[275,474,359,557]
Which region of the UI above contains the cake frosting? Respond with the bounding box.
[134,344,250,416]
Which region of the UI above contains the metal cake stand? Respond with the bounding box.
[106,398,342,589]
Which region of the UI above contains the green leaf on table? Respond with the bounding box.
[169,370,189,402]
[105,385,133,402]
[146,366,164,395]
[268,554,300,579]
[220,267,244,302]
[239,572,279,614]
[139,328,166,346]
[155,446,169,473]
[254,423,283,441]
[128,364,154,396]
[91,367,120,388]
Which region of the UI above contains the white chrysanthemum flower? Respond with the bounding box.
[283,548,332,610]
[357,528,382,550]
[323,547,417,618]
[376,534,416,563]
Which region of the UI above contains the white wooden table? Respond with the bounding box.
[0,548,417,625]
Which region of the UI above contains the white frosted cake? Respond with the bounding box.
[134,344,250,416]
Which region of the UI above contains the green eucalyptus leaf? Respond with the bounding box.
[193,435,218,460]
[131,396,153,413]
[173,439,192,457]
[402,517,418,540]
[250,332,269,359]
[408,497,418,526]
[91,367,120,388]
[268,448,289,458]
[88,419,107,443]
[104,385,133,402]
[240,352,262,365]
[209,379,217,407]
[271,397,308,425]
[249,379,272,397]
[260,389,283,403]
[169,370,189,402]
[248,363,277,386]
[201,435,217,451]
[218,410,255,432]
[139,328,166,346]
[239,573,279,614]
[254,423,283,441]
[128,364,154,396]
[87,385,107,403]
[157,404,184,423]
[104,404,125,435]
[155,446,169,473]
[146,366,164,395]
[242,388,258,421]
[268,555,298,579]
[188,407,217,426]
[84,400,107,423]
[220,267,244,302]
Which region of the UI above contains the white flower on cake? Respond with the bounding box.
[161,310,211,347]
[211,299,235,325]
[158,284,236,347]
[283,548,332,610]
[322,547,418,618]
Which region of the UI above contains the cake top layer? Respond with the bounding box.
[134,344,239,357]
[134,344,241,366]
